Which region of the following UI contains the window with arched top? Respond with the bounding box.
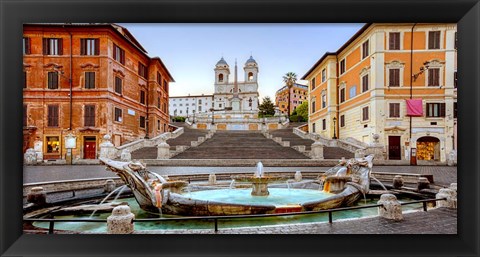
[218,74,224,82]
[248,72,254,81]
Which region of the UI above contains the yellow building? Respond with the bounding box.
[302,23,457,162]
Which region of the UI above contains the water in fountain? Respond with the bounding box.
[370,175,388,191]
[230,179,236,189]
[255,162,263,178]
[112,185,128,203]
[89,185,127,218]
[286,180,291,190]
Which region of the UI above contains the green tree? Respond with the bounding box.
[258,96,275,117]
[296,101,308,121]
[282,72,297,119]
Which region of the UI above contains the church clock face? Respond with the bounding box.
[216,86,223,93]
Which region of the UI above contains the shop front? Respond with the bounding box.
[416,136,440,161]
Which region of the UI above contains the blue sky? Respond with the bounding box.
[121,23,364,100]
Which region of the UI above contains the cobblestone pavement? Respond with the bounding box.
[24,165,457,186]
[139,208,457,234]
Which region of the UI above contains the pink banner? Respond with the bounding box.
[406,99,423,116]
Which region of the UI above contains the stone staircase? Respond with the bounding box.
[172,130,309,159]
[130,122,209,159]
[269,122,354,159]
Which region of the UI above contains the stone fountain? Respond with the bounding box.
[231,162,288,196]
[99,154,375,216]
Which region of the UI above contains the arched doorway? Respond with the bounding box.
[416,136,440,161]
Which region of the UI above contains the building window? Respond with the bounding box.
[340,59,346,74]
[454,32,457,50]
[23,37,31,55]
[362,74,369,92]
[85,72,95,89]
[321,69,326,83]
[362,40,369,59]
[389,32,400,50]
[199,106,202,112]
[322,119,326,130]
[115,76,122,94]
[157,97,161,109]
[139,116,146,128]
[138,62,148,79]
[428,68,440,86]
[47,105,59,127]
[84,105,95,127]
[340,115,345,127]
[453,71,457,88]
[114,107,122,122]
[163,80,168,91]
[23,105,27,126]
[362,106,369,121]
[80,38,99,55]
[113,44,125,64]
[46,136,60,153]
[312,123,316,133]
[47,72,59,89]
[157,72,162,85]
[219,103,222,108]
[389,103,400,118]
[349,86,357,99]
[454,102,457,118]
[340,87,345,103]
[321,93,326,108]
[428,31,441,49]
[163,103,166,113]
[426,103,445,117]
[157,120,161,130]
[311,100,316,113]
[140,90,146,104]
[311,77,316,90]
[389,69,400,87]
[43,38,63,55]
[218,74,224,82]
[23,71,27,88]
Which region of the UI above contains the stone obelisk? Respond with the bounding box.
[231,59,241,111]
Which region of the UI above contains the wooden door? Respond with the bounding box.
[388,136,401,160]
[83,138,96,159]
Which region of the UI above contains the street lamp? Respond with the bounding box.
[332,117,337,139]
[193,110,196,124]
[210,108,215,124]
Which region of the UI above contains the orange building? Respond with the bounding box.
[303,23,457,162]
[23,23,174,161]
[275,83,308,114]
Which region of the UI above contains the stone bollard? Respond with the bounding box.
[99,134,117,159]
[104,179,116,193]
[378,194,403,221]
[24,148,38,165]
[157,142,170,159]
[393,175,404,189]
[27,187,47,206]
[447,150,457,166]
[310,142,324,159]
[120,149,131,162]
[417,177,430,191]
[282,141,290,147]
[208,173,217,185]
[436,188,457,209]
[107,205,135,234]
[294,171,302,182]
[205,133,212,139]
[198,136,205,143]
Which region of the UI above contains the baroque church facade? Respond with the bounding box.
[213,56,260,112]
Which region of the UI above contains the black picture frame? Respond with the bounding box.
[1,0,479,256]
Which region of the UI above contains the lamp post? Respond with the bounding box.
[186,107,189,121]
[193,110,196,124]
[332,117,337,139]
[210,108,215,124]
